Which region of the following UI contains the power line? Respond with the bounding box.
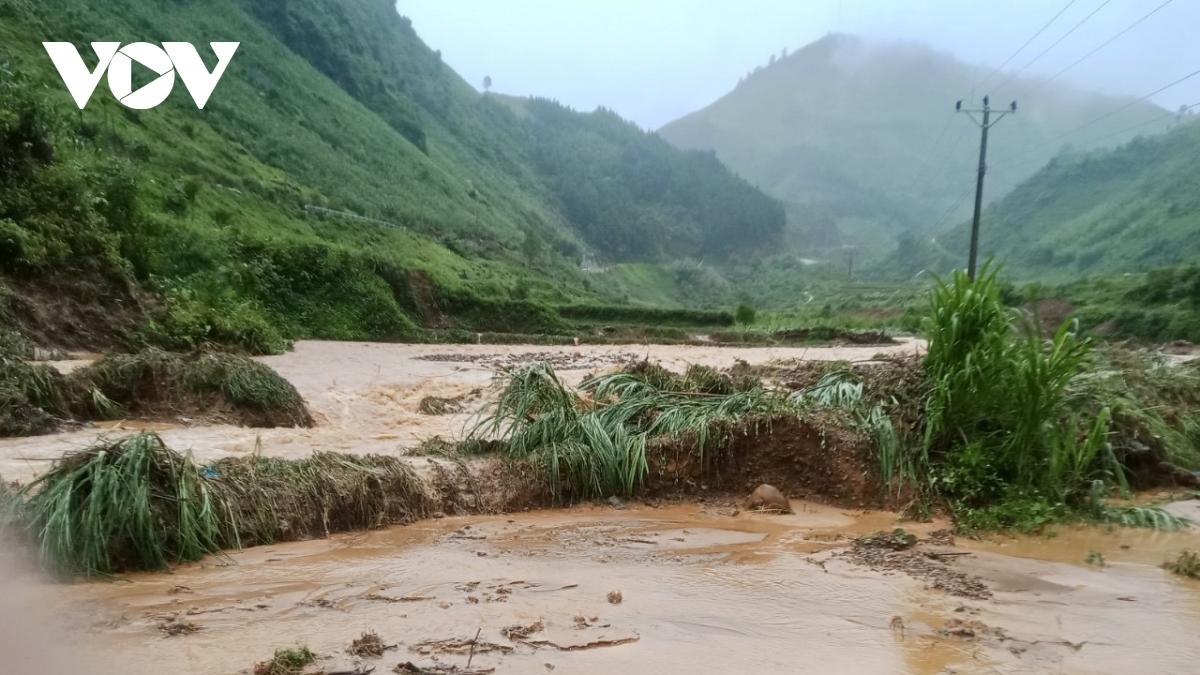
[932,187,974,231]
[995,101,1200,173]
[992,0,1114,93]
[1026,0,1174,95]
[903,111,957,194]
[978,0,1078,89]
[992,66,1200,171]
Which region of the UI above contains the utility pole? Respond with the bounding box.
[956,96,1016,281]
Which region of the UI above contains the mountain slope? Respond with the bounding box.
[659,34,1172,257]
[0,0,782,351]
[936,116,1200,279]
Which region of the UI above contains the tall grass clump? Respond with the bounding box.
[916,264,1132,530]
[0,332,67,437]
[5,433,231,576]
[468,361,791,502]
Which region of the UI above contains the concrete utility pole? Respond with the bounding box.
[956,96,1016,281]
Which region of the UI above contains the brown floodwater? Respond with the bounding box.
[0,339,924,484]
[5,339,1200,674]
[5,501,1198,675]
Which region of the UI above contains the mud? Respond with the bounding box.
[3,501,1197,675]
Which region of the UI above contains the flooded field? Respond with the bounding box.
[3,339,1200,675]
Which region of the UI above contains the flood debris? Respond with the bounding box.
[410,636,512,657]
[857,528,917,551]
[415,351,637,371]
[501,620,545,643]
[254,646,316,675]
[158,616,200,637]
[1163,550,1200,578]
[837,532,992,600]
[395,663,494,675]
[349,630,396,657]
[366,593,435,603]
[418,390,481,415]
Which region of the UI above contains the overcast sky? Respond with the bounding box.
[397,0,1200,130]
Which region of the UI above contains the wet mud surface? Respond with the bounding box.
[6,501,1200,674]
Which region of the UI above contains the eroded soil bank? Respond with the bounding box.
[5,500,1200,675]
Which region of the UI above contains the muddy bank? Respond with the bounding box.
[10,501,1200,675]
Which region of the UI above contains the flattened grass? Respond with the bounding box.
[3,434,431,576]
[69,349,312,428]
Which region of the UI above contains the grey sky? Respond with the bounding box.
[397,0,1200,130]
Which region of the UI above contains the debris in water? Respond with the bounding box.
[158,617,199,636]
[254,646,316,675]
[418,390,481,415]
[348,630,395,657]
[857,528,917,551]
[410,637,512,657]
[1163,550,1200,578]
[502,620,545,642]
[837,533,992,600]
[365,593,434,603]
[395,663,494,675]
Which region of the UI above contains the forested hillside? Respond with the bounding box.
[0,0,783,352]
[933,117,1200,280]
[660,33,1172,260]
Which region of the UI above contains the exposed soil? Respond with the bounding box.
[3,275,146,352]
[645,412,889,508]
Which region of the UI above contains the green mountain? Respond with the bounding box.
[932,115,1200,280]
[0,0,783,351]
[659,33,1172,259]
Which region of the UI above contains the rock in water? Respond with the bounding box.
[745,484,791,513]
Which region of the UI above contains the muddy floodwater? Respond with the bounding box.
[5,502,1200,675]
[3,339,1200,674]
[0,339,925,483]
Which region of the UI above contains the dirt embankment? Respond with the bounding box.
[645,413,887,508]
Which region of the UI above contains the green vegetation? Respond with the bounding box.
[254,646,316,675]
[660,34,1171,263]
[69,350,312,427]
[0,347,313,436]
[468,361,787,501]
[518,98,784,260]
[0,0,785,353]
[935,118,1200,280]
[1007,265,1200,345]
[8,433,227,576]
[897,266,1190,530]
[0,331,66,436]
[3,432,432,575]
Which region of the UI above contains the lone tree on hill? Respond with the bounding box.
[483,75,492,93]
